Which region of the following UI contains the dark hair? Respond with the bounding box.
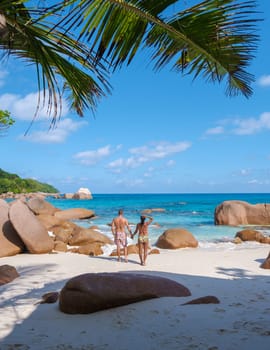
[140,216,146,224]
[118,209,123,215]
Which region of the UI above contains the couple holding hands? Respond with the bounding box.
[111,209,153,265]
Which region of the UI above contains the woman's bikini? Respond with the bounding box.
[138,223,149,243]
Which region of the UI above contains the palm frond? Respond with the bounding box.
[0,0,111,123]
[0,0,261,125]
[147,0,259,97]
[57,0,259,97]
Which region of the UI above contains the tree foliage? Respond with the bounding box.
[0,0,111,124]
[0,109,15,133]
[0,0,260,124]
[59,0,259,97]
[0,168,59,194]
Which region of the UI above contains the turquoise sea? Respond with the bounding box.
[47,193,270,251]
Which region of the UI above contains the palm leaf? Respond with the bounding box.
[56,0,259,97]
[147,0,259,97]
[0,0,111,123]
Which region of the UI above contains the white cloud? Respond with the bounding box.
[205,126,224,135]
[127,141,191,167]
[106,158,124,173]
[115,144,123,151]
[143,166,154,178]
[248,179,261,184]
[107,158,124,168]
[0,91,69,120]
[257,75,270,87]
[20,118,87,143]
[232,112,270,135]
[240,169,251,176]
[107,141,191,172]
[115,178,144,187]
[74,145,116,165]
[129,141,191,160]
[167,160,176,167]
[125,156,145,168]
[204,112,270,137]
[232,168,251,177]
[143,161,174,178]
[143,172,152,178]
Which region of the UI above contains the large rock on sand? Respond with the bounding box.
[51,221,81,243]
[54,208,95,220]
[59,272,191,314]
[9,200,54,254]
[68,228,113,246]
[27,197,59,216]
[0,199,25,257]
[35,214,64,231]
[68,242,104,256]
[156,228,198,249]
[183,295,220,305]
[261,251,270,269]
[215,200,270,226]
[235,229,270,243]
[0,265,20,285]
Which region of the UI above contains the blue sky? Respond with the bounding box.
[1,1,270,194]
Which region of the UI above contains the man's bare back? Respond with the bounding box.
[111,209,131,234]
[112,216,129,233]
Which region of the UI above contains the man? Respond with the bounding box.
[111,209,132,262]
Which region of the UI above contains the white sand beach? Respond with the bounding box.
[0,244,270,350]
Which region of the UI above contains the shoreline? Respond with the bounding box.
[1,245,270,349]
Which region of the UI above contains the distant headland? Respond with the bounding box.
[0,168,58,194]
[0,168,92,200]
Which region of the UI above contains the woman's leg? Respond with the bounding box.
[124,244,128,263]
[143,241,149,265]
[138,242,143,265]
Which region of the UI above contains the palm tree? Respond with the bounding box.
[0,0,259,123]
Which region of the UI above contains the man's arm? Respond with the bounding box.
[111,219,116,235]
[125,220,132,236]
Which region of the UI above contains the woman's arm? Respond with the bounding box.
[132,224,139,238]
[147,216,153,223]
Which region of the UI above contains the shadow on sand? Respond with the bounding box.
[1,257,270,350]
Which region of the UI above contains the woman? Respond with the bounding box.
[132,215,153,266]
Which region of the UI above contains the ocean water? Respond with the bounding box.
[47,193,270,251]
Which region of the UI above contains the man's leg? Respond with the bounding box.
[116,241,121,261]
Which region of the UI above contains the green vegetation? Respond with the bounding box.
[0,168,58,194]
[0,1,259,124]
[0,110,15,133]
